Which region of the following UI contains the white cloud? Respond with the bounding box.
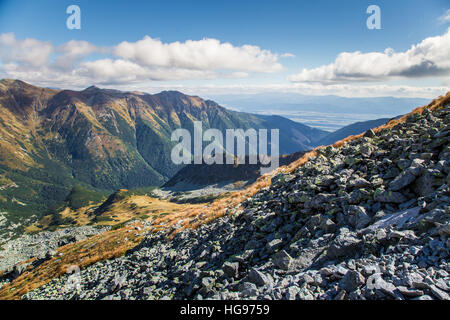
[0,33,53,68]
[439,9,450,24]
[0,33,286,87]
[77,58,218,83]
[114,36,284,73]
[0,32,447,99]
[53,40,102,71]
[57,40,100,58]
[289,28,450,84]
[79,59,147,79]
[226,71,249,78]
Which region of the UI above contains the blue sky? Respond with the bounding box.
[0,0,449,97]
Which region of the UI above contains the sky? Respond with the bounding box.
[0,0,449,98]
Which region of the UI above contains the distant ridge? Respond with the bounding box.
[316,117,396,146]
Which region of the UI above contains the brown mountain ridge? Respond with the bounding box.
[0,79,327,222]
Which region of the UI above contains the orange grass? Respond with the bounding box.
[0,222,145,300]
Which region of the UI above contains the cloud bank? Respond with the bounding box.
[114,36,283,72]
[143,82,447,99]
[0,30,448,98]
[0,33,286,87]
[289,28,450,84]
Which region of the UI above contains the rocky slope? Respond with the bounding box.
[0,226,109,288]
[22,95,450,300]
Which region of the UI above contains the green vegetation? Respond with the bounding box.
[120,186,157,197]
[64,184,107,210]
[93,216,114,223]
[49,213,76,226]
[110,221,128,230]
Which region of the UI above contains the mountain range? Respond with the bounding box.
[0,79,432,228]
[209,92,429,115]
[0,79,327,220]
[209,93,429,131]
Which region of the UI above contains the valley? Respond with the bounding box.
[0,79,329,237]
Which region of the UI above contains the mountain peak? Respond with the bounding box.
[161,90,183,94]
[83,85,100,91]
[0,79,59,96]
[0,78,34,89]
[156,90,189,97]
